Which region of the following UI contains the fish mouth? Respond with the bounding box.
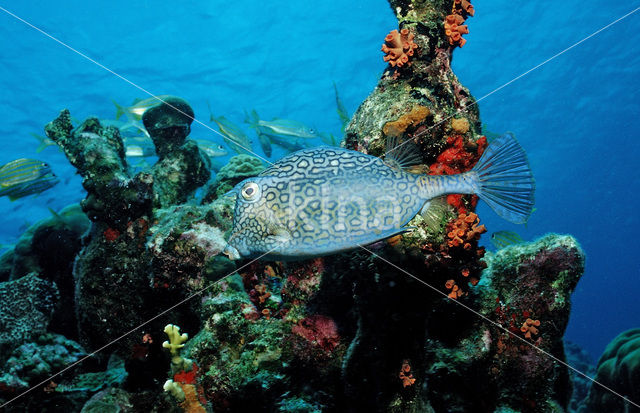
[222,244,241,260]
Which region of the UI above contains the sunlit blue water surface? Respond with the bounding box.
[1,0,639,361]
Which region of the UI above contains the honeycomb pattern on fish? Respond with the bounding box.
[226,134,535,260]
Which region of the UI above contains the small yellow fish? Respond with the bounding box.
[210,115,252,155]
[30,133,59,153]
[194,140,229,158]
[113,95,174,121]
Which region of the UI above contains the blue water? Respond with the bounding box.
[1,0,638,361]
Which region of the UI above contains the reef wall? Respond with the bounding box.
[0,0,599,412]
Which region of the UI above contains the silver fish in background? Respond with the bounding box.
[31,133,59,153]
[194,140,229,158]
[209,112,253,155]
[224,133,535,260]
[123,136,156,157]
[333,81,350,133]
[246,109,317,139]
[245,109,273,157]
[113,95,174,121]
[0,158,59,200]
[264,134,309,153]
[101,118,150,138]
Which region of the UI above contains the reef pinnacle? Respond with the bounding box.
[142,96,195,158]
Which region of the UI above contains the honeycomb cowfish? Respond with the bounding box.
[223,133,535,260]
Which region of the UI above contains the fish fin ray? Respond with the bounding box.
[384,137,422,171]
[419,196,453,227]
[470,133,535,224]
[113,100,126,120]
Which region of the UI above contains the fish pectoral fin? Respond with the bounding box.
[384,136,423,171]
[419,196,452,227]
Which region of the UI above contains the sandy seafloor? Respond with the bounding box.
[0,0,639,362]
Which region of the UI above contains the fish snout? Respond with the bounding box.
[222,244,241,260]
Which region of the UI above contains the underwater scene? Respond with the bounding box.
[0,0,639,412]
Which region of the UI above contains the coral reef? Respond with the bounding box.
[347,0,482,164]
[0,274,59,360]
[579,329,640,412]
[0,1,595,412]
[144,97,212,207]
[479,234,584,411]
[202,154,265,202]
[5,204,90,339]
[0,333,85,393]
[42,97,213,360]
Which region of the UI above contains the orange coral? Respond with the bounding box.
[445,0,474,48]
[445,279,465,299]
[456,0,475,15]
[383,105,430,137]
[447,212,486,249]
[451,117,470,134]
[381,28,418,67]
[398,360,416,387]
[460,267,479,286]
[520,318,541,339]
[178,383,207,413]
[254,283,271,304]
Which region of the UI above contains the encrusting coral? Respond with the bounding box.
[398,360,416,388]
[447,211,486,249]
[382,105,430,138]
[520,318,541,340]
[381,28,418,68]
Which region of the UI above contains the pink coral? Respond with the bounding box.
[381,28,418,67]
[292,315,340,352]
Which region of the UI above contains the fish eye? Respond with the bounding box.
[241,182,261,201]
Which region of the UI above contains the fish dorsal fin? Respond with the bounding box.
[384,136,422,171]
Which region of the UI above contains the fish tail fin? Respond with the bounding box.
[245,109,260,129]
[30,133,49,153]
[113,100,126,120]
[470,133,535,224]
[207,101,216,122]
